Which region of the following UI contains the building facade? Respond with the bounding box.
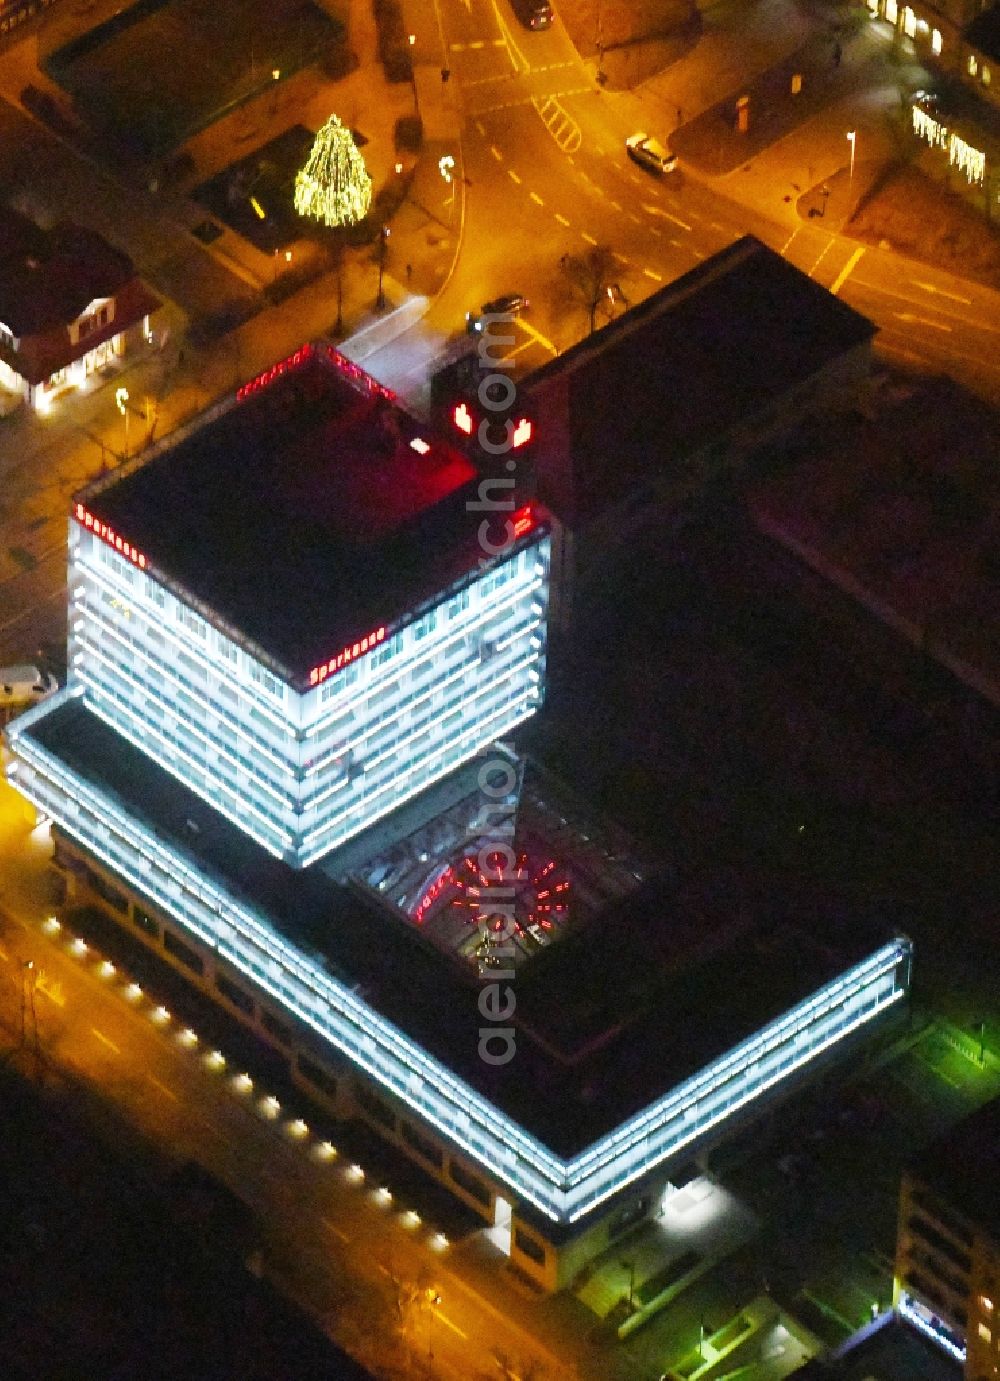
[6,343,913,1292]
[0,208,159,412]
[895,1098,1000,1377]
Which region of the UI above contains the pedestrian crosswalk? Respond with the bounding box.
[532,94,582,153]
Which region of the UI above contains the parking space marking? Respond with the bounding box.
[643,267,663,282]
[529,190,544,205]
[490,144,503,161]
[146,1074,179,1102]
[91,1027,120,1054]
[581,231,597,245]
[323,1218,352,1243]
[508,169,522,184]
[555,212,570,226]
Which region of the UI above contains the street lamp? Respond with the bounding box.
[847,129,857,183]
[376,224,390,309]
[426,1289,441,1359]
[115,386,130,459]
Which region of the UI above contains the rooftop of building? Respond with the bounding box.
[748,372,1000,702]
[909,1095,1000,1242]
[26,695,901,1165]
[965,4,1000,61]
[75,344,522,684]
[522,235,876,526]
[798,1313,963,1379]
[0,205,149,337]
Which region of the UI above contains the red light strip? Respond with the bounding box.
[235,342,396,404]
[74,503,147,569]
[451,403,532,448]
[309,625,387,687]
[512,504,534,537]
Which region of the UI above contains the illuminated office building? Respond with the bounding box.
[6,343,912,1292]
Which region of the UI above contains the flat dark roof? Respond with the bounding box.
[29,698,900,1160]
[524,235,876,525]
[966,5,1000,62]
[76,345,493,684]
[911,1096,1000,1242]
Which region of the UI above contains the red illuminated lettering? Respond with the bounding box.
[74,505,150,574]
[512,505,534,538]
[454,402,473,435]
[308,624,391,688]
[512,417,533,449]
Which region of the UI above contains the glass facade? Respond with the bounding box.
[3,708,916,1227]
[67,517,550,867]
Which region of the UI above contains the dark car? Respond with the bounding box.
[481,292,529,316]
[511,0,553,29]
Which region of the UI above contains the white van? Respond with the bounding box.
[0,664,58,725]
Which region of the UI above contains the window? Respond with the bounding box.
[261,1010,293,1047]
[449,1161,490,1205]
[413,609,437,642]
[355,1083,395,1129]
[980,1323,993,1344]
[447,588,470,620]
[401,1121,444,1167]
[217,635,238,665]
[931,27,942,53]
[88,868,128,914]
[177,605,208,639]
[131,905,160,938]
[250,661,284,699]
[371,632,402,668]
[983,64,992,85]
[969,54,979,76]
[297,1055,338,1099]
[163,930,205,975]
[216,972,254,1015]
[513,1228,545,1264]
[322,663,358,699]
[982,1296,995,1313]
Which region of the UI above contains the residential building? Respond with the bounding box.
[0,206,159,412]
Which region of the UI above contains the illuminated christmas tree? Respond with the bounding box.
[294,115,372,228]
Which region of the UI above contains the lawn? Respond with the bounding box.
[847,161,1000,289]
[46,0,343,157]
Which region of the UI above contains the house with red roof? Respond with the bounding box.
[0,207,160,412]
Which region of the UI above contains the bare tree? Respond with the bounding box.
[559,245,619,334]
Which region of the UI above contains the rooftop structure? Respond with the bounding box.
[523,235,875,530]
[81,343,485,683]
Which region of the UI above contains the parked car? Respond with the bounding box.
[626,132,678,175]
[0,664,58,726]
[511,0,553,30]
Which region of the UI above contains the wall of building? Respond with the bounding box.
[68,518,550,866]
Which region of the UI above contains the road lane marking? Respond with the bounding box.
[581,230,597,245]
[437,1311,469,1340]
[554,212,570,226]
[146,1074,179,1101]
[322,1217,351,1243]
[650,226,662,237]
[628,212,641,224]
[474,119,486,135]
[490,145,503,161]
[612,251,630,265]
[529,190,544,205]
[808,238,836,278]
[910,280,972,304]
[641,202,693,231]
[893,312,952,332]
[609,199,622,211]
[508,169,522,184]
[469,39,485,48]
[518,318,558,355]
[830,247,865,296]
[90,1027,120,1054]
[643,267,663,282]
[780,227,800,255]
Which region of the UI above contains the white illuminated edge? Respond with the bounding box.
[898,1292,967,1363]
[6,696,912,1227]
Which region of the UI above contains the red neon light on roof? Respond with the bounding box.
[512,417,533,449]
[512,505,534,538]
[74,503,147,570]
[309,625,387,687]
[235,342,396,404]
[453,402,473,435]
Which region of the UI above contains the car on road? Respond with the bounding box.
[0,664,58,726]
[626,132,678,175]
[511,0,553,29]
[467,293,529,333]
